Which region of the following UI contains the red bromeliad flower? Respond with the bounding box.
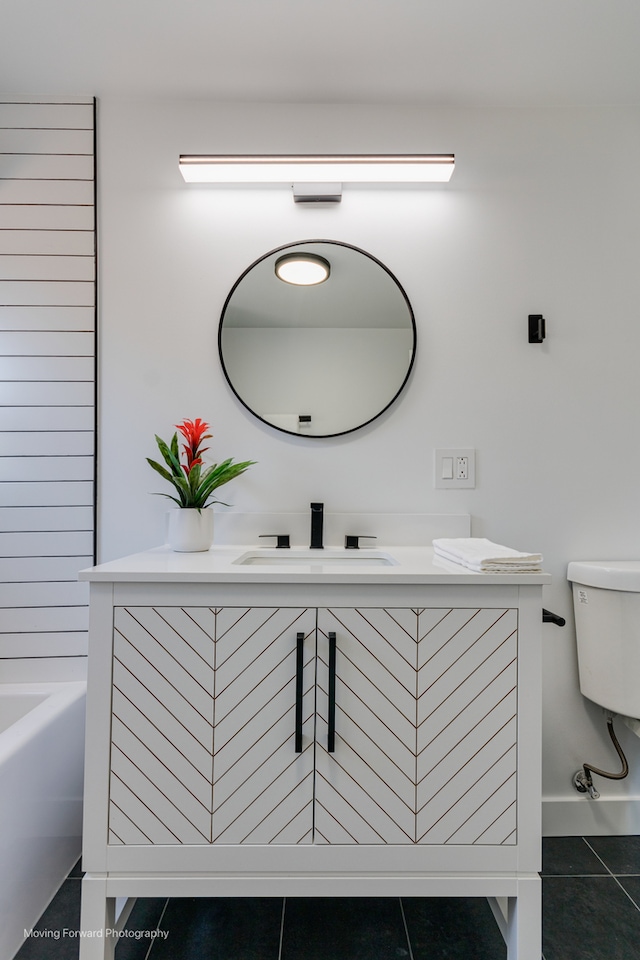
[147,417,255,509]
[176,418,212,476]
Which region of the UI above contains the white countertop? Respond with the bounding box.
[79,545,551,585]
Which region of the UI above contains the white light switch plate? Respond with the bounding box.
[435,448,476,488]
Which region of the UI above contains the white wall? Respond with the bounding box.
[97,99,640,830]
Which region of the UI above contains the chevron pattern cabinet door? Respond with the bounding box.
[212,607,316,844]
[107,604,518,850]
[109,606,215,845]
[315,608,419,844]
[416,608,518,846]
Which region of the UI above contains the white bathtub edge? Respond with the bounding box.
[0,682,86,766]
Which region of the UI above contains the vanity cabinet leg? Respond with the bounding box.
[79,874,117,960]
[505,877,542,960]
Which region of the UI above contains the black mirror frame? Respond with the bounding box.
[218,238,417,439]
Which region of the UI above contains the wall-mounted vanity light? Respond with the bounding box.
[178,154,455,202]
[275,253,330,285]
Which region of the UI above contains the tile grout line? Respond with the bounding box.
[398,897,415,960]
[277,897,286,960]
[608,875,640,912]
[581,836,617,877]
[143,897,170,959]
[582,838,640,913]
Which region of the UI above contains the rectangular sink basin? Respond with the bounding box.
[234,549,396,567]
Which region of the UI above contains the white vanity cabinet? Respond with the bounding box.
[79,550,548,960]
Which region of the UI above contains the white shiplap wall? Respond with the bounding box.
[0,97,95,678]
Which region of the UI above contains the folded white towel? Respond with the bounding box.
[432,537,542,573]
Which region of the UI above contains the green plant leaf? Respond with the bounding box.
[155,434,182,478]
[188,461,202,497]
[170,472,191,506]
[151,492,184,507]
[146,458,175,483]
[196,459,256,506]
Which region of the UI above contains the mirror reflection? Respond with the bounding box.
[218,240,416,437]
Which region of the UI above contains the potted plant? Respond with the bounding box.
[147,418,255,551]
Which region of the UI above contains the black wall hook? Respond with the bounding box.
[528,314,546,343]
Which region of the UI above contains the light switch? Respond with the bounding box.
[441,457,454,480]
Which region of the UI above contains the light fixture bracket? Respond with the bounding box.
[293,182,342,204]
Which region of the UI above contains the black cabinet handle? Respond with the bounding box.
[328,631,336,753]
[295,632,304,752]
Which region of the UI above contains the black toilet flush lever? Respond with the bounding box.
[542,608,565,626]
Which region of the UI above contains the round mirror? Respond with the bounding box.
[218,240,416,438]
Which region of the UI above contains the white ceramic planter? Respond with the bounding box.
[167,508,214,552]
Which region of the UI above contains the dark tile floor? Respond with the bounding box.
[14,836,640,960]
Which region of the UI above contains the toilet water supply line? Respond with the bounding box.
[573,713,630,800]
[537,610,626,800]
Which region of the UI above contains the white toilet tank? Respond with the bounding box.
[568,561,640,718]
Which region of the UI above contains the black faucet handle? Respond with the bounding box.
[259,534,290,548]
[345,535,377,549]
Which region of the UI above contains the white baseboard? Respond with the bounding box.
[543,796,640,836]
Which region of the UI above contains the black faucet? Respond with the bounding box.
[310,502,324,549]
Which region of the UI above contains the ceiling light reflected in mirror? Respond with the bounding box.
[275,253,331,286]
